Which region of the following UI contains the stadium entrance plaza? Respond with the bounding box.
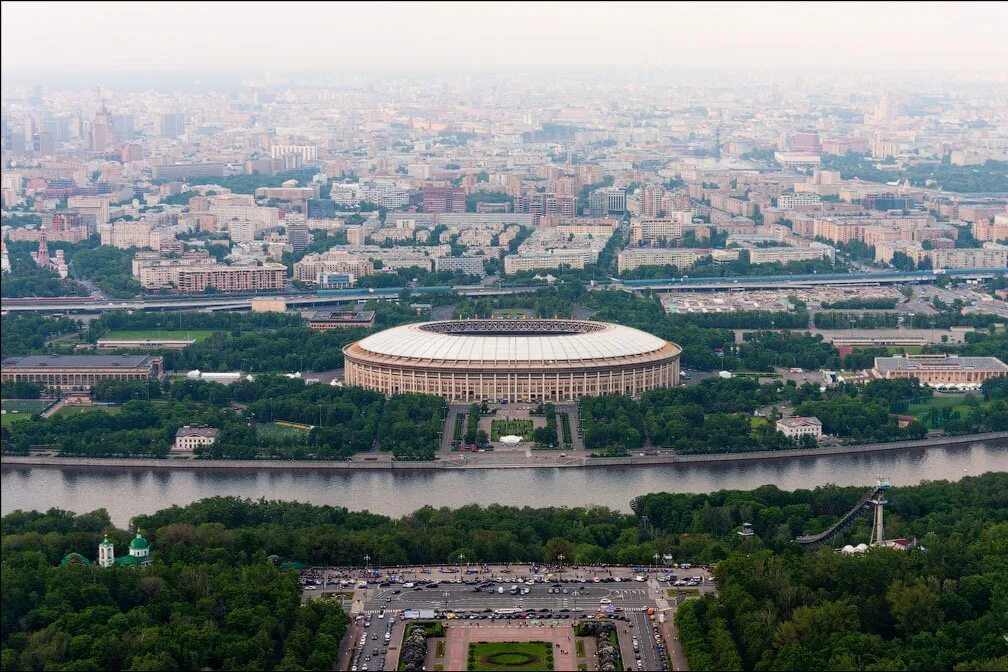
[313,564,714,671]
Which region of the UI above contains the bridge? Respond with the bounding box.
[794,478,892,550]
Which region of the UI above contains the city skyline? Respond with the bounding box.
[3,1,1008,78]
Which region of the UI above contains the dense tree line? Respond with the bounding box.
[146,301,421,373]
[0,241,89,298]
[578,377,945,454]
[355,267,482,288]
[821,152,1008,193]
[86,310,303,342]
[0,507,347,671]
[4,474,1003,670]
[925,329,1008,359]
[729,331,840,372]
[821,298,899,310]
[618,253,841,280]
[157,168,316,194]
[680,494,1008,670]
[0,314,82,359]
[1,375,446,461]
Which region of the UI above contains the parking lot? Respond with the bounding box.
[299,564,713,671]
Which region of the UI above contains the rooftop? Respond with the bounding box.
[777,416,823,428]
[309,310,376,322]
[175,425,219,438]
[874,354,1008,372]
[2,354,159,368]
[352,319,674,363]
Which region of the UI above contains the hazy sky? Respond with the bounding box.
[2,1,1007,74]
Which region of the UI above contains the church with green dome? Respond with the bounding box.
[97,530,153,568]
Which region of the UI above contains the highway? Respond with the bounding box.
[4,268,1002,313]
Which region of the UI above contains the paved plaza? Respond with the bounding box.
[443,622,579,672]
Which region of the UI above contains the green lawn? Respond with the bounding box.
[257,422,310,441]
[907,394,977,418]
[491,418,534,442]
[101,329,215,342]
[1,399,50,414]
[1,414,33,427]
[468,642,554,672]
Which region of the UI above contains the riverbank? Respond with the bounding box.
[3,432,1006,472]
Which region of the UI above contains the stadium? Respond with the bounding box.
[342,319,681,402]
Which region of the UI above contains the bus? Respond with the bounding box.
[494,608,523,616]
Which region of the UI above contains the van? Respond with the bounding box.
[497,586,504,594]
[403,582,415,588]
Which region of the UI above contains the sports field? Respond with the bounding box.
[102,329,215,342]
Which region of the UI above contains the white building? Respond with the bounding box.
[173,425,219,453]
[776,416,823,440]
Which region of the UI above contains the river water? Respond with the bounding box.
[3,444,1006,527]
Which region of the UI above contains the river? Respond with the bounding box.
[2,443,1006,526]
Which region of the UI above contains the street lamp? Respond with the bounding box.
[458,552,465,577]
[364,554,370,570]
[653,553,660,570]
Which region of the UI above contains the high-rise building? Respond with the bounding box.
[640,184,665,217]
[791,131,821,153]
[90,106,113,153]
[422,186,466,213]
[306,198,337,219]
[588,187,626,217]
[286,221,311,253]
[159,112,186,138]
[110,114,134,140]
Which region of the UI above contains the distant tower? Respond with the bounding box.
[34,225,50,267]
[713,125,721,161]
[869,477,891,546]
[98,533,115,568]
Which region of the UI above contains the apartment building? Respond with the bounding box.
[503,250,588,274]
[422,186,465,213]
[175,263,287,293]
[294,250,373,282]
[617,248,739,274]
[777,193,821,209]
[640,183,665,217]
[98,221,167,250]
[930,246,1008,269]
[630,212,693,245]
[434,255,487,277]
[746,244,834,264]
[588,187,626,216]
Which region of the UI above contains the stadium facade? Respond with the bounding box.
[343,319,681,402]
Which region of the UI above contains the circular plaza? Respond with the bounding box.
[342,319,681,402]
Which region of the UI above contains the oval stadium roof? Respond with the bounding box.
[353,319,671,364]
